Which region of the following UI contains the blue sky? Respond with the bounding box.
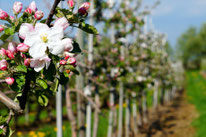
[1,0,206,47]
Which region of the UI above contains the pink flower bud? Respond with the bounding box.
[24,8,32,14]
[0,59,8,71]
[0,48,7,57]
[0,9,8,20]
[29,1,37,13]
[78,8,88,16]
[13,2,23,14]
[19,23,34,39]
[34,10,44,20]
[20,52,26,59]
[62,38,73,52]
[0,25,4,32]
[60,60,67,65]
[8,42,17,54]
[17,43,30,52]
[78,2,90,16]
[5,77,14,85]
[67,57,76,65]
[9,16,15,22]
[67,0,75,8]
[24,58,31,67]
[54,17,69,30]
[79,2,90,10]
[6,50,15,59]
[65,55,70,60]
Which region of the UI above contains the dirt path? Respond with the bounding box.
[139,91,198,137]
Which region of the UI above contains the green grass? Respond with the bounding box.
[186,70,206,137]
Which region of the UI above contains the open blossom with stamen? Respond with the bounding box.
[20,23,73,59]
[30,56,51,72]
[5,77,15,85]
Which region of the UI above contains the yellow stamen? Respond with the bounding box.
[40,34,48,43]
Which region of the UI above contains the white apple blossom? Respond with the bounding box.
[30,56,51,72]
[22,23,70,59]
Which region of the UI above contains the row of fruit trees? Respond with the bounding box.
[0,0,184,136]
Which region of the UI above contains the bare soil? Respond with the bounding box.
[138,91,198,137]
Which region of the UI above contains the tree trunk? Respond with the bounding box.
[125,98,130,137]
[131,93,138,136]
[66,90,77,137]
[92,85,100,137]
[142,90,148,124]
[137,91,143,126]
[118,81,124,137]
[153,80,159,110]
[107,89,115,137]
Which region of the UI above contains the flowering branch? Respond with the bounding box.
[0,91,23,113]
[46,0,61,26]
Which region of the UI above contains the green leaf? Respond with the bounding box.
[5,127,14,137]
[0,33,10,41]
[4,26,15,35]
[16,65,27,73]
[79,22,99,35]
[37,79,48,90]
[65,65,80,75]
[43,62,56,81]
[38,95,49,106]
[0,128,3,135]
[0,115,8,125]
[70,41,81,53]
[59,72,69,85]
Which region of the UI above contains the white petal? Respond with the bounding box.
[35,23,50,35]
[49,41,64,55]
[24,31,41,47]
[29,42,47,59]
[19,23,34,39]
[48,26,64,41]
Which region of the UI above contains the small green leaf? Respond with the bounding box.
[70,41,81,53]
[65,65,80,75]
[5,127,14,137]
[0,128,3,135]
[37,79,48,89]
[79,22,99,35]
[4,26,15,35]
[0,33,10,41]
[43,62,56,81]
[0,115,8,125]
[59,72,69,85]
[38,95,48,106]
[16,65,27,73]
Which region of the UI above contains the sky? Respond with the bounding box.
[0,0,206,47]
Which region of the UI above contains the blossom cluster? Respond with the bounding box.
[0,0,92,85]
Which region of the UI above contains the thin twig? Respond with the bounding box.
[0,91,23,113]
[46,0,61,26]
